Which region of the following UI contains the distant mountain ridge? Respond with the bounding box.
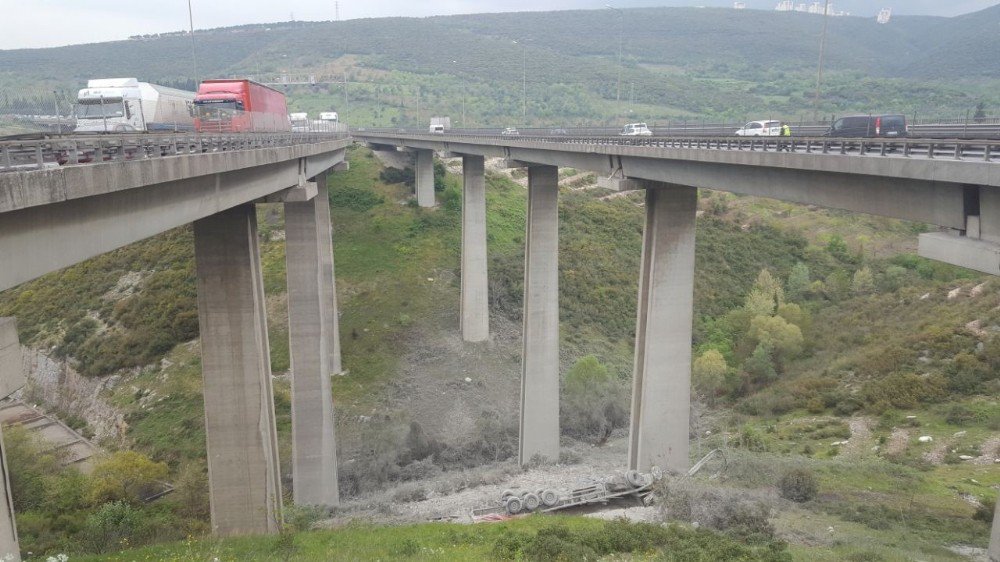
[0,5,997,83]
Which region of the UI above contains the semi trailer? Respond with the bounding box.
[74,78,195,133]
[193,79,291,133]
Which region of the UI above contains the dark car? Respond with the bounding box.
[825,114,908,138]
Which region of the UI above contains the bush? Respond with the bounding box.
[379,166,414,185]
[391,484,428,503]
[80,501,152,554]
[777,468,818,502]
[523,526,599,561]
[973,496,995,524]
[89,451,169,504]
[329,186,384,211]
[561,356,628,443]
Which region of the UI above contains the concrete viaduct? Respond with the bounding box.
[0,130,999,560]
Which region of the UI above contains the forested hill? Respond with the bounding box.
[1,6,998,84]
[1,6,998,126]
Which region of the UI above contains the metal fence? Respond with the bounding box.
[0,131,349,172]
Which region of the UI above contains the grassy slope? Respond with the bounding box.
[2,146,998,560]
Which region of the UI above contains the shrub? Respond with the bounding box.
[561,356,628,443]
[693,350,728,403]
[778,468,818,502]
[391,484,428,504]
[329,186,384,211]
[378,166,414,185]
[523,526,599,561]
[89,451,169,504]
[973,496,995,524]
[79,501,152,554]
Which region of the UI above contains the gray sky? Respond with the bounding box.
[2,0,998,50]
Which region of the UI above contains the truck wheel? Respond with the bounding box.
[625,470,645,488]
[505,496,523,515]
[523,493,540,511]
[541,490,559,507]
[500,489,514,499]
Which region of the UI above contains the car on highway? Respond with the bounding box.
[620,123,652,136]
[824,114,908,138]
[735,120,782,136]
[501,127,520,136]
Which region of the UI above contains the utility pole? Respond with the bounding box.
[812,0,830,121]
[606,5,624,120]
[343,72,349,126]
[188,0,199,83]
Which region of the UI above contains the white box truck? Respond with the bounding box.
[429,116,451,133]
[74,78,195,133]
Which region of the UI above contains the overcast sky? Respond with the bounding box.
[2,0,998,50]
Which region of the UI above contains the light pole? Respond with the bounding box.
[513,40,527,124]
[606,5,624,120]
[812,0,830,121]
[187,0,199,83]
[453,60,466,128]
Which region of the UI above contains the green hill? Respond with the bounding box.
[1,6,998,125]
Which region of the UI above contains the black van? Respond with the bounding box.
[825,114,908,138]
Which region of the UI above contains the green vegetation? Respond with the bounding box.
[65,516,790,562]
[1,143,998,560]
[3,7,999,127]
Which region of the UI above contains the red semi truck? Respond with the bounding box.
[193,79,291,133]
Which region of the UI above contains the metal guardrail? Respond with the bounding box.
[355,131,1000,163]
[0,131,349,172]
[359,123,1000,140]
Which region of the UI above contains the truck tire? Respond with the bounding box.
[541,490,559,507]
[523,493,540,511]
[501,489,515,499]
[625,470,645,488]
[505,496,523,515]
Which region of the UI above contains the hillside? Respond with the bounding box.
[1,6,998,126]
[1,145,997,559]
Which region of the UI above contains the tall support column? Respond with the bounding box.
[0,318,22,562]
[628,184,698,474]
[285,184,340,508]
[518,165,560,465]
[415,149,436,208]
[990,499,1000,562]
[315,173,343,374]
[461,155,489,342]
[194,204,282,536]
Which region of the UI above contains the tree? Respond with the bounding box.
[89,451,169,504]
[786,262,811,302]
[824,270,852,301]
[744,288,776,317]
[743,343,777,384]
[748,314,804,361]
[561,356,627,444]
[693,350,728,404]
[852,266,876,295]
[973,101,987,123]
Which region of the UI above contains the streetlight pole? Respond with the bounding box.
[812,0,830,121]
[513,40,526,124]
[187,0,199,83]
[606,5,624,120]
[453,60,466,128]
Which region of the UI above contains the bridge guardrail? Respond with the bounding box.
[355,131,1000,163]
[0,132,349,172]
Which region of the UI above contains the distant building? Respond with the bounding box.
[775,1,849,16]
[877,7,892,24]
[733,1,746,9]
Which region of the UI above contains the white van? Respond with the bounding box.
[620,123,653,136]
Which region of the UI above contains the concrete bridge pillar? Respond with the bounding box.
[518,164,561,465]
[0,318,22,562]
[284,179,340,508]
[461,155,490,342]
[415,149,436,208]
[990,499,1000,562]
[194,204,283,536]
[628,184,698,474]
[315,173,344,374]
